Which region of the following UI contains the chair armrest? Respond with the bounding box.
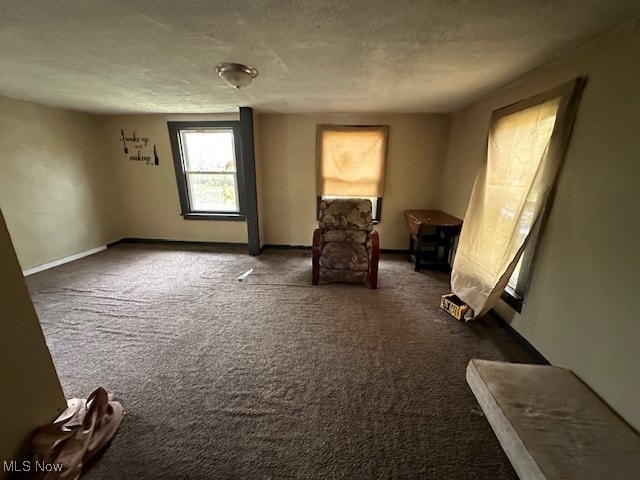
[312,229,323,285]
[369,230,379,289]
[312,229,323,252]
[370,230,379,251]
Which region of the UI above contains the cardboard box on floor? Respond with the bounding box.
[440,294,470,320]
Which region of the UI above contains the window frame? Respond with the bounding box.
[168,121,246,221]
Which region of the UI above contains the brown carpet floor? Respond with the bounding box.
[26,243,533,479]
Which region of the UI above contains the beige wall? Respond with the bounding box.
[0,210,66,465]
[81,111,450,249]
[98,114,248,243]
[258,113,449,249]
[440,23,640,429]
[0,96,122,270]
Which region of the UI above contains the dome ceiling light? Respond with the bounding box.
[215,62,259,89]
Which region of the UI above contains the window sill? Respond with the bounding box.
[181,213,246,221]
[501,286,523,313]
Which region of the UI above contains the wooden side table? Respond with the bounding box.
[403,210,463,271]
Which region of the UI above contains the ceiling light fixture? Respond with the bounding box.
[215,62,258,89]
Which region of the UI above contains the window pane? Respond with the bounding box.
[187,173,238,212]
[181,130,236,172]
[507,256,523,290]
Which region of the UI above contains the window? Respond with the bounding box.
[168,121,245,220]
[491,100,560,311]
[316,125,388,222]
[502,207,545,311]
[450,77,586,318]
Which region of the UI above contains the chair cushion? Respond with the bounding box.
[318,199,373,231]
[319,241,369,272]
[322,229,368,244]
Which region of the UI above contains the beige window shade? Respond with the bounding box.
[316,125,389,197]
[451,77,586,319]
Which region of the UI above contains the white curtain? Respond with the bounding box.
[451,78,586,319]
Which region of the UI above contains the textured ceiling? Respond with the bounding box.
[0,0,638,114]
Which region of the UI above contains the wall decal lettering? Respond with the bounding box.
[119,129,158,166]
[120,128,128,153]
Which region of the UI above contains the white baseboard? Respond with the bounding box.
[23,245,107,276]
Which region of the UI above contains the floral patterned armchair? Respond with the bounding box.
[312,198,379,289]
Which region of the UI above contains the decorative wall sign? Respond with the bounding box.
[119,129,159,166]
